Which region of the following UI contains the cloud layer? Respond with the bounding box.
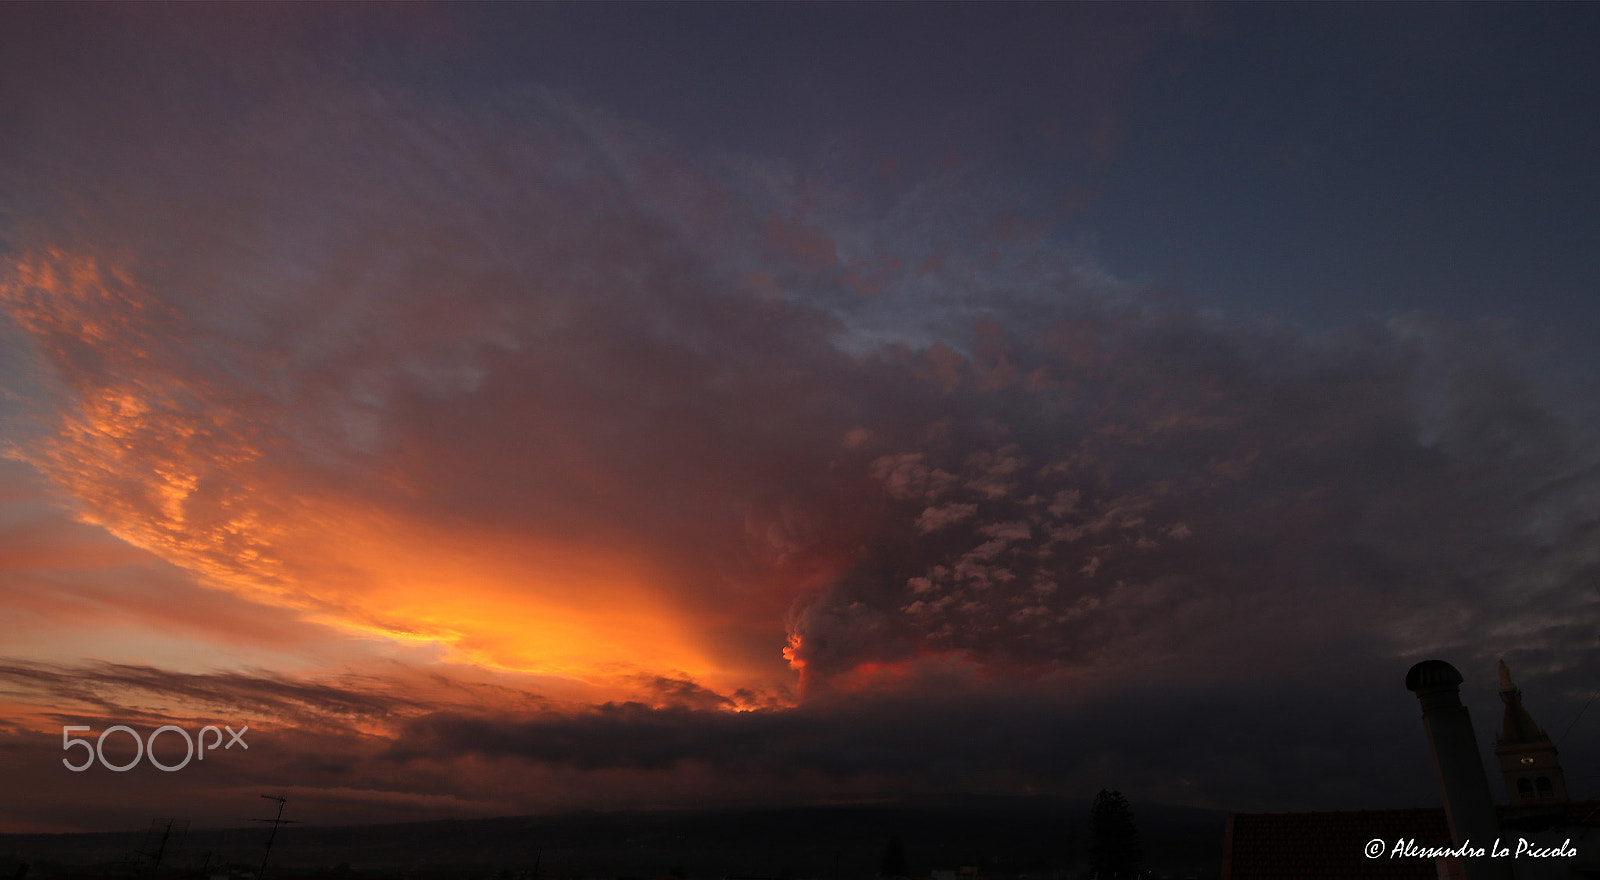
[2,16,1598,830]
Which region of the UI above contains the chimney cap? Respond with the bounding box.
[1406,659,1464,692]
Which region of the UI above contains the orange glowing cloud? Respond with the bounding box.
[1,248,801,704]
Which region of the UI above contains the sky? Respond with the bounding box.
[1,2,1598,834]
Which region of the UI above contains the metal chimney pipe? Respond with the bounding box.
[1405,660,1512,880]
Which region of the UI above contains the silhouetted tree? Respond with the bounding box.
[879,833,909,879]
[1089,789,1143,879]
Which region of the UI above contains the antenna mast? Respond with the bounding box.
[253,792,297,880]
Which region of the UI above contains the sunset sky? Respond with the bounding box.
[2,3,1598,834]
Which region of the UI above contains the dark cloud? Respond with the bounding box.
[783,311,1600,689]
[0,660,429,728]
[4,648,1595,831]
[386,654,1576,813]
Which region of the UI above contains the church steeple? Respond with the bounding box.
[1493,660,1569,804]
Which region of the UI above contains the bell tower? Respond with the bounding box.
[1493,660,1569,803]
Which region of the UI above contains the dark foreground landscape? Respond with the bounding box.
[0,797,1225,880]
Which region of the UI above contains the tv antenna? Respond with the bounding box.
[135,818,188,871]
[253,791,299,880]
